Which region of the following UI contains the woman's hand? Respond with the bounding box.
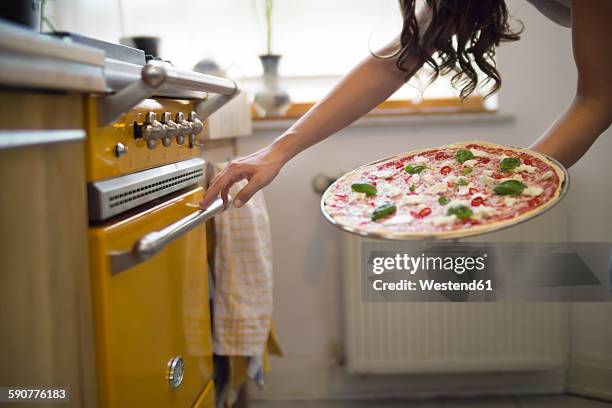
[199,145,287,209]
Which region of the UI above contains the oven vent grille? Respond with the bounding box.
[108,169,202,208]
[88,158,205,221]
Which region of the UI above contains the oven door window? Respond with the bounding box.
[89,186,213,407]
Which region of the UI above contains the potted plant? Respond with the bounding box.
[253,0,291,117]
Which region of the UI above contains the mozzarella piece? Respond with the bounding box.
[482,169,494,177]
[500,174,524,182]
[513,164,537,174]
[403,195,427,205]
[522,186,543,197]
[482,176,497,188]
[504,197,517,206]
[384,214,413,226]
[472,206,496,220]
[421,174,436,185]
[469,148,491,158]
[449,199,470,207]
[429,182,448,194]
[380,184,402,198]
[412,155,428,164]
[411,174,421,184]
[444,175,458,184]
[432,215,459,227]
[349,192,367,202]
[457,187,470,196]
[372,168,395,179]
[463,159,478,168]
[541,171,554,180]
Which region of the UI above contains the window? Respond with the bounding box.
[50,0,494,117]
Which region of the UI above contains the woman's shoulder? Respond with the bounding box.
[526,0,571,27]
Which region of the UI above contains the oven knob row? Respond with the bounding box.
[137,111,204,149]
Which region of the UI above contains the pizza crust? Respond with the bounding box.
[321,141,567,240]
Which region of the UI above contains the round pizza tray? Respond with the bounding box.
[320,149,570,241]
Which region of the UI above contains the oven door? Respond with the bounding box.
[89,186,221,407]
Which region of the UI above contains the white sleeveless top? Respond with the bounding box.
[526,0,572,27]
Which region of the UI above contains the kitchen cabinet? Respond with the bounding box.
[0,91,97,408]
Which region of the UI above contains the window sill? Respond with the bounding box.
[253,108,515,133]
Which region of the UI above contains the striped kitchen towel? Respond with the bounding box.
[212,167,274,356]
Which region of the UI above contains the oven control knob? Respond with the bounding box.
[114,142,128,158]
[174,112,192,145]
[142,112,163,149]
[187,111,204,145]
[160,112,178,147]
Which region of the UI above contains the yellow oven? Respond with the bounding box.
[89,186,223,407]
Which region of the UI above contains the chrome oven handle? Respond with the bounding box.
[109,197,231,275]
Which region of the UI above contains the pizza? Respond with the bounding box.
[322,141,566,239]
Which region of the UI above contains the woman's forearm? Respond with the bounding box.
[531,96,612,168]
[269,53,408,163]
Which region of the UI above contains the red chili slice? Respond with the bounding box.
[419,207,432,217]
[435,151,446,160]
[410,210,419,218]
[440,166,451,175]
[478,157,490,164]
[447,181,454,188]
[335,194,348,202]
[523,158,533,166]
[493,173,505,179]
[471,196,484,207]
[469,188,478,195]
[527,198,540,207]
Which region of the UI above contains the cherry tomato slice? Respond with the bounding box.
[523,158,533,166]
[527,198,540,207]
[471,196,484,207]
[419,207,432,217]
[478,157,490,164]
[469,188,478,195]
[435,151,446,160]
[440,166,452,175]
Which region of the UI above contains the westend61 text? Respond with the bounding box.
[372,279,494,292]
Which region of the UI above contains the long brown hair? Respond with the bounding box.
[391,0,522,99]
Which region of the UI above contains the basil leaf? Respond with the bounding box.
[462,167,473,176]
[404,164,427,174]
[351,183,377,196]
[500,157,520,172]
[372,203,397,221]
[409,183,416,193]
[438,195,450,206]
[447,205,473,220]
[457,178,469,186]
[493,179,526,195]
[455,149,475,164]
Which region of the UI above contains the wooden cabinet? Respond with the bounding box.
[0,91,97,407]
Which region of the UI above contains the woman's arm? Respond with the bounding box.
[200,44,409,208]
[530,0,612,167]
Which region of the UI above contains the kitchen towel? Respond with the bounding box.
[211,164,274,356]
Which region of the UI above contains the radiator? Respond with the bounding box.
[342,202,570,374]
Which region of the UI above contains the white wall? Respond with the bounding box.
[235,0,612,399]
